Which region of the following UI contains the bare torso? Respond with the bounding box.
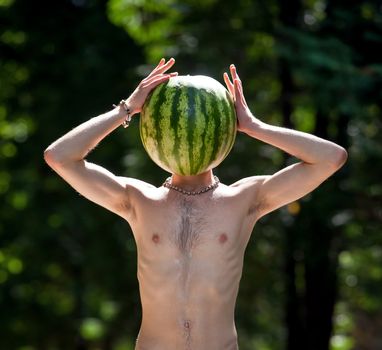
[127,181,258,350]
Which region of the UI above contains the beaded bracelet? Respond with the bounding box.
[112,99,131,128]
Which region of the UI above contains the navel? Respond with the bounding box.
[182,319,192,348]
[219,233,228,244]
[152,233,160,244]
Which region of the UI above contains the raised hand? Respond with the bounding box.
[223,64,256,133]
[128,58,178,115]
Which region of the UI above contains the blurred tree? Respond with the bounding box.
[0,0,147,349]
[277,0,382,349]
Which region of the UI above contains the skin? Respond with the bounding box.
[44,58,347,350]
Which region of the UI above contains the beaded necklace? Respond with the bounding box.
[163,176,220,195]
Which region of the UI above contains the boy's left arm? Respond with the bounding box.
[224,65,347,217]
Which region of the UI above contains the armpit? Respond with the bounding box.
[247,200,263,217]
[230,176,268,218]
[115,196,135,219]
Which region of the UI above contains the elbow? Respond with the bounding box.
[44,147,56,167]
[329,146,348,170]
[44,147,64,168]
[44,147,82,168]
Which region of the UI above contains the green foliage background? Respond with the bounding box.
[0,0,381,349]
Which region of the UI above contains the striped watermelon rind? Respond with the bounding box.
[140,75,237,176]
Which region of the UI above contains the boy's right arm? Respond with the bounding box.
[44,58,177,219]
[44,106,138,218]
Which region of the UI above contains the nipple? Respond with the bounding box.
[219,233,228,244]
[152,233,160,244]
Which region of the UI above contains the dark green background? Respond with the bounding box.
[1,0,381,349]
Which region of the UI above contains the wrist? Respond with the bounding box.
[124,93,142,116]
[112,99,132,128]
[240,114,264,136]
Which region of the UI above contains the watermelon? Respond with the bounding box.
[140,75,237,176]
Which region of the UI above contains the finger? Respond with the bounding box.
[223,72,233,89]
[143,72,177,86]
[234,79,241,101]
[155,57,175,75]
[229,64,238,80]
[155,58,165,68]
[223,72,235,98]
[230,64,240,81]
[237,80,247,104]
[149,57,175,77]
[141,74,176,89]
[147,57,168,78]
[234,78,247,107]
[235,79,248,107]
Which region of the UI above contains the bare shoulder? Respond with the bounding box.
[122,177,157,190]
[230,175,268,191]
[121,177,163,199]
[216,175,270,218]
[113,176,165,220]
[228,176,268,207]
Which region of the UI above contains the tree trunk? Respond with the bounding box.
[278,1,306,350]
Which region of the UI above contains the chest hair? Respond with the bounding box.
[172,197,207,254]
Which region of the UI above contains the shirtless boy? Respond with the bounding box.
[44,58,347,350]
